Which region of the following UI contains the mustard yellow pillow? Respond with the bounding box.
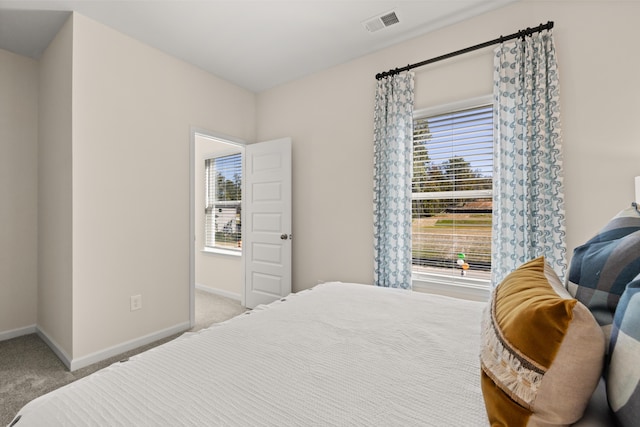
[480,257,605,426]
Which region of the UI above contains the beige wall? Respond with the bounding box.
[37,16,74,356]
[256,0,640,291]
[194,134,243,299]
[1,12,254,363]
[0,50,38,337]
[70,13,255,359]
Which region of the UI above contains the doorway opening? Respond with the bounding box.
[190,129,246,327]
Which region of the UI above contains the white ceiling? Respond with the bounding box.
[0,0,518,92]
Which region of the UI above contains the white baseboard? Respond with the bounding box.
[37,327,72,370]
[195,283,241,301]
[68,321,191,371]
[0,324,37,342]
[5,323,190,372]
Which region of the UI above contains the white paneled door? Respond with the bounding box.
[243,138,292,309]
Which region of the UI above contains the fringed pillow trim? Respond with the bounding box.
[480,298,546,409]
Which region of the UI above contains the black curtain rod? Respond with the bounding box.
[375,21,554,80]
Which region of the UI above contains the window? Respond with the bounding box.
[412,101,493,291]
[205,153,242,251]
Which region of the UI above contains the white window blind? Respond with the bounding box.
[205,153,242,250]
[412,104,493,280]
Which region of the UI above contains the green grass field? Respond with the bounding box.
[412,214,492,267]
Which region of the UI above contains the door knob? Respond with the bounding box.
[280,234,289,240]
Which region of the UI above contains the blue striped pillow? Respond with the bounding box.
[606,273,640,426]
[566,206,640,335]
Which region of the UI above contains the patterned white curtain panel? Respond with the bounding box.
[491,30,567,286]
[373,72,414,289]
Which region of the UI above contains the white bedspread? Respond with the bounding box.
[12,282,489,426]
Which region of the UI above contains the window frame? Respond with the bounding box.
[203,148,243,256]
[411,95,493,301]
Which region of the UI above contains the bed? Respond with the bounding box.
[9,277,621,426]
[11,282,488,426]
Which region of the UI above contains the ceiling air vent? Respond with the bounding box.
[362,11,400,33]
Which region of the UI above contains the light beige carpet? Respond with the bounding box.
[0,290,247,425]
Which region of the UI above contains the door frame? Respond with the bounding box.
[189,127,247,328]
